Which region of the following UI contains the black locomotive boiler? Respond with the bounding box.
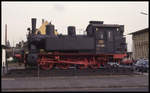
[24,18,127,70]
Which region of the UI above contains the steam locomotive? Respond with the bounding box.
[24,18,127,70]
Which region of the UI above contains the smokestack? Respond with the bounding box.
[42,19,44,24]
[5,24,7,46]
[46,23,55,36]
[31,18,36,34]
[68,26,76,36]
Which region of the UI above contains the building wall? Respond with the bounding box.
[132,31,149,59]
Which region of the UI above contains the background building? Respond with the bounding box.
[2,45,6,67]
[130,28,149,60]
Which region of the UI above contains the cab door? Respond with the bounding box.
[95,27,106,53]
[106,29,114,53]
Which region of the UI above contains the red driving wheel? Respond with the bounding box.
[78,65,88,70]
[40,63,54,70]
[90,63,100,69]
[57,64,70,70]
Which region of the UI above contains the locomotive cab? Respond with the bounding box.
[86,21,127,54]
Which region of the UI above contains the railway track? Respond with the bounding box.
[3,66,137,78]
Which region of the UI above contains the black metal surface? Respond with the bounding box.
[31,18,36,34]
[26,18,127,66]
[26,53,38,65]
[45,36,95,51]
[46,23,55,36]
[28,18,127,54]
[68,26,76,36]
[90,21,104,24]
[85,21,127,54]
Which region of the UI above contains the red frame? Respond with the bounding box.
[34,52,127,70]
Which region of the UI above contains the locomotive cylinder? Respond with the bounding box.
[68,26,76,36]
[31,18,37,34]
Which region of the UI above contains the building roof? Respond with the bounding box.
[128,28,149,35]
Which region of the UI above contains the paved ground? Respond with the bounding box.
[2,87,149,92]
[2,63,149,92]
[2,74,149,92]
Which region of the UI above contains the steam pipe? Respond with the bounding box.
[31,18,36,34]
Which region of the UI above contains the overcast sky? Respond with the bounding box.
[2,1,149,52]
